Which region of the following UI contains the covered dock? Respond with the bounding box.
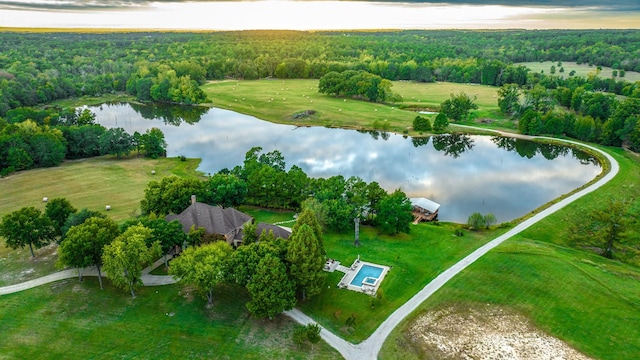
[410,197,440,224]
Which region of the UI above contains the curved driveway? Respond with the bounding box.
[0,133,620,360]
[287,134,619,359]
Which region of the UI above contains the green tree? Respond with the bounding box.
[206,173,247,208]
[413,115,432,132]
[141,127,167,159]
[246,253,296,319]
[169,241,232,306]
[468,212,485,230]
[242,221,258,245]
[291,207,324,253]
[57,217,120,289]
[590,199,635,259]
[497,83,521,116]
[439,92,478,122]
[306,323,322,351]
[122,217,187,268]
[99,127,133,159]
[433,113,449,132]
[102,224,161,298]
[483,213,497,229]
[375,189,413,235]
[44,197,77,237]
[0,206,55,258]
[60,208,106,241]
[140,176,207,215]
[286,223,325,301]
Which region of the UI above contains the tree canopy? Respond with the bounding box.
[102,224,161,298]
[169,241,232,306]
[57,217,120,288]
[0,206,55,258]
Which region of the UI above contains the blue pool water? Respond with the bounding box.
[350,264,384,287]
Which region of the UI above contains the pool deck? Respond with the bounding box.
[336,260,390,296]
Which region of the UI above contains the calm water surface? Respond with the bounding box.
[93,103,601,223]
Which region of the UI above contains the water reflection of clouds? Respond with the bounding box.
[94,104,600,223]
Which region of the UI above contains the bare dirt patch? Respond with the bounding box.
[410,305,591,360]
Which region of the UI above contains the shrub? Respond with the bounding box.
[413,115,432,132]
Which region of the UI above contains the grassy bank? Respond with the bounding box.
[0,278,339,359]
[202,79,508,135]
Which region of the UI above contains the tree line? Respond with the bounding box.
[0,194,328,319]
[141,146,414,236]
[2,30,640,115]
[0,107,167,176]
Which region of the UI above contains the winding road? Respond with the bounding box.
[0,134,619,360]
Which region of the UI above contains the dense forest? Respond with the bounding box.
[2,29,640,175]
[1,29,640,115]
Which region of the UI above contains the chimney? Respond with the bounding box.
[191,195,196,205]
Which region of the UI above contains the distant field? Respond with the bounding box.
[203,79,505,135]
[0,156,203,222]
[519,61,640,83]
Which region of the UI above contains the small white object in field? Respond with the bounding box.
[105,205,111,211]
[43,197,48,202]
[151,170,156,175]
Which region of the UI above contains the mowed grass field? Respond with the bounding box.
[0,156,203,286]
[519,61,640,83]
[380,148,640,359]
[0,278,340,359]
[0,156,203,222]
[202,80,506,135]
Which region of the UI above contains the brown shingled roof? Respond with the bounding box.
[166,202,251,238]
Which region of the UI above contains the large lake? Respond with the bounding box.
[1,1,639,30]
[93,103,601,223]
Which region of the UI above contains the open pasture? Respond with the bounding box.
[203,79,504,134]
[519,61,640,83]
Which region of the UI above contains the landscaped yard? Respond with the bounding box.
[299,223,502,342]
[0,278,340,359]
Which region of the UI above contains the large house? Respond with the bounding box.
[166,195,290,246]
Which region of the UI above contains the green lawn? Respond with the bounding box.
[299,223,502,342]
[379,240,640,360]
[519,61,640,83]
[0,278,339,359]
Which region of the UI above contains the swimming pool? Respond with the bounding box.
[350,264,384,287]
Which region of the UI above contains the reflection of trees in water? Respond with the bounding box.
[491,136,516,152]
[411,136,431,148]
[129,103,208,125]
[491,136,597,164]
[432,134,474,158]
[357,130,390,141]
[571,148,599,166]
[514,139,538,159]
[538,143,569,160]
